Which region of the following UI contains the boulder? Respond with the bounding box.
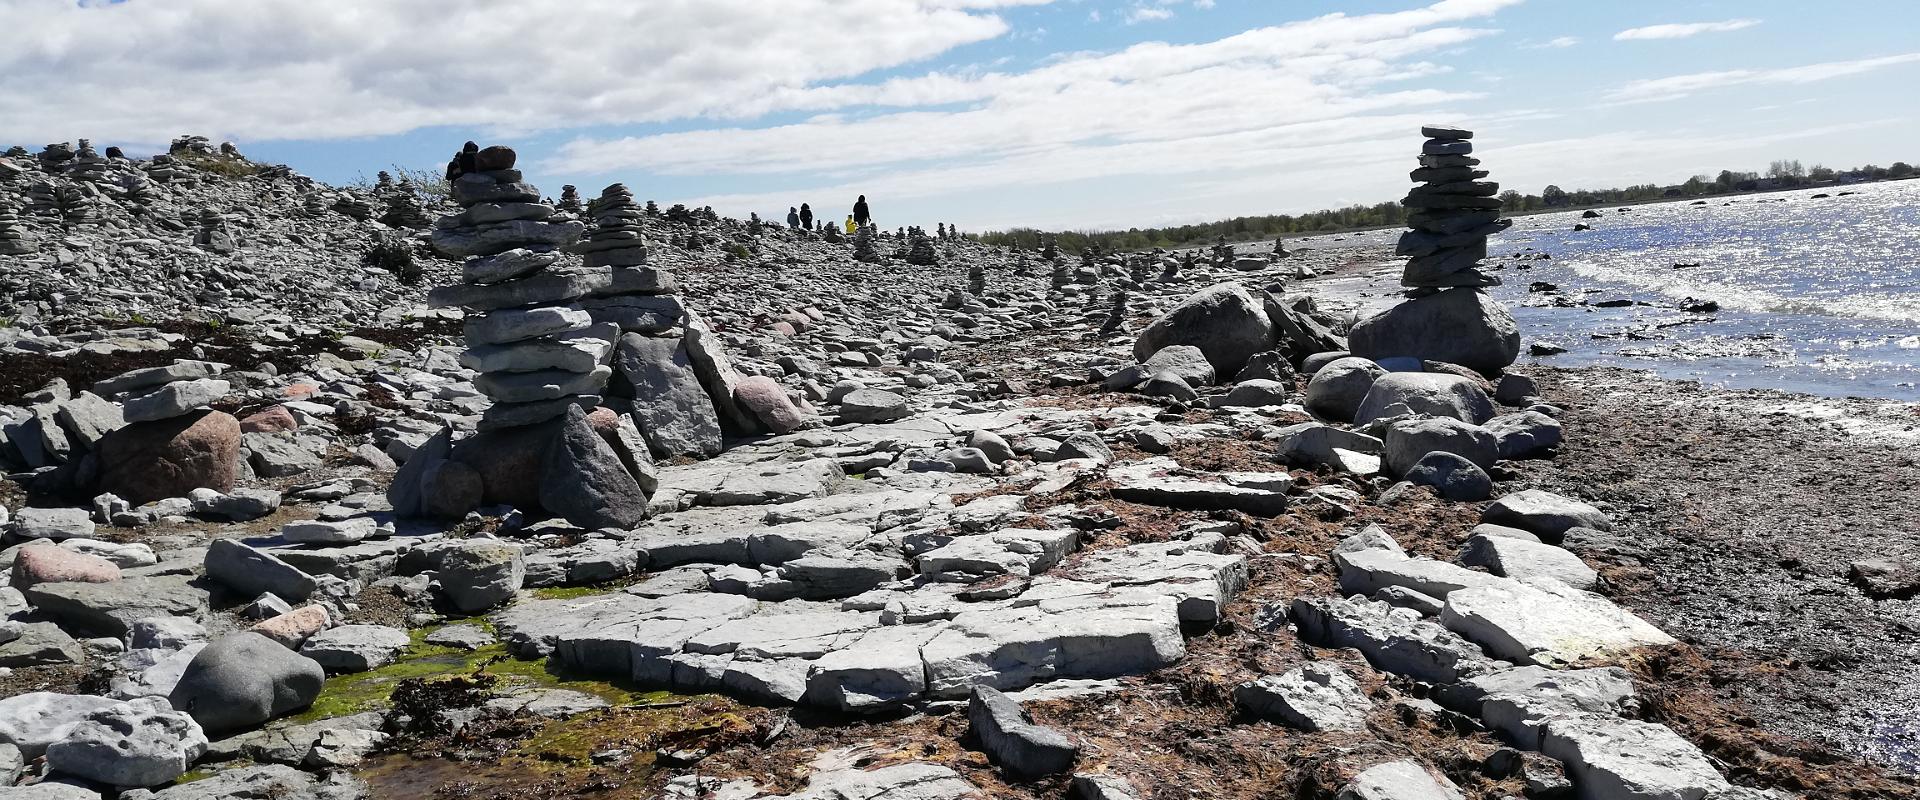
[1459,533,1597,590]
[734,376,807,434]
[1304,357,1386,422]
[1404,451,1492,501]
[168,632,325,735]
[839,389,908,423]
[45,701,208,787]
[612,333,722,458]
[1482,489,1609,542]
[1337,760,1466,800]
[969,685,1078,777]
[539,405,649,530]
[9,545,120,590]
[1485,411,1563,459]
[250,604,332,649]
[299,624,410,672]
[1133,283,1276,377]
[204,539,315,602]
[1141,345,1215,387]
[1347,288,1520,376]
[1384,417,1498,475]
[1216,379,1291,408]
[1234,662,1371,732]
[10,507,96,541]
[94,411,241,505]
[436,540,524,613]
[1354,372,1494,425]
[0,621,85,667]
[0,692,124,757]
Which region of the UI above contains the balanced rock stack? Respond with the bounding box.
[97,360,230,424]
[0,196,32,255]
[331,191,373,221]
[379,180,432,229]
[428,144,599,430]
[573,184,676,333]
[1347,125,1520,375]
[143,154,197,187]
[557,185,582,215]
[1395,124,1508,293]
[66,139,113,184]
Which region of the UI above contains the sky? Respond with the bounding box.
[4,0,1918,232]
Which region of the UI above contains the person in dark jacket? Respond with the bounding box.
[786,207,800,228]
[853,195,871,228]
[799,203,813,230]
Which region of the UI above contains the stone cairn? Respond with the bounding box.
[66,139,112,184]
[302,191,331,217]
[120,170,162,215]
[194,207,235,253]
[1050,257,1071,290]
[374,171,394,194]
[557,184,583,216]
[967,262,986,296]
[852,224,881,263]
[143,154,197,187]
[1099,288,1130,336]
[332,191,374,221]
[1127,255,1150,286]
[99,361,231,426]
[428,144,599,431]
[379,179,432,229]
[0,195,32,255]
[1346,125,1521,376]
[1397,124,1506,294]
[906,228,939,266]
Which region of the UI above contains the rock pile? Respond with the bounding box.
[193,207,235,253]
[331,191,373,221]
[852,223,880,263]
[557,184,582,215]
[378,179,432,229]
[66,139,113,184]
[0,195,32,255]
[1347,126,1521,375]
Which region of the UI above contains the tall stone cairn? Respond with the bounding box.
[1396,124,1508,294]
[66,139,112,184]
[120,170,162,215]
[1099,288,1130,336]
[967,262,986,296]
[906,228,939,266]
[379,179,432,229]
[852,223,880,263]
[427,144,601,430]
[1346,125,1521,375]
[193,207,235,253]
[0,195,32,255]
[557,184,583,215]
[332,190,374,221]
[1050,257,1070,290]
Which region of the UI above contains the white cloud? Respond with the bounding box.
[1125,7,1174,24]
[1606,52,1920,103]
[1613,18,1760,41]
[1524,35,1578,49]
[0,0,1060,145]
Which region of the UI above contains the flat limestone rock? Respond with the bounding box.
[1338,760,1466,800]
[1063,532,1247,625]
[1439,579,1675,668]
[920,590,1185,698]
[1235,662,1372,732]
[1108,457,1290,516]
[475,365,611,403]
[429,268,609,311]
[1458,533,1597,590]
[707,459,845,506]
[1290,595,1498,685]
[465,305,594,345]
[1460,665,1638,749]
[1336,548,1501,600]
[1540,716,1730,800]
[460,324,615,374]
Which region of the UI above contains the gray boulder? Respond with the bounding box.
[1384,418,1498,475]
[612,333,722,459]
[299,624,410,672]
[204,539,315,601]
[1234,662,1371,732]
[0,692,124,757]
[1485,411,1563,459]
[1133,283,1276,377]
[1141,345,1215,387]
[1337,759,1467,800]
[839,389,909,423]
[1405,452,1492,501]
[1482,489,1610,542]
[969,685,1078,777]
[1354,372,1494,425]
[1216,379,1291,408]
[1304,357,1385,422]
[145,763,368,800]
[435,540,524,613]
[168,632,325,735]
[1347,288,1520,375]
[539,405,649,530]
[45,701,208,787]
[11,507,96,541]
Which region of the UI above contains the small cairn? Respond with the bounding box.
[573,183,680,335]
[33,182,94,229]
[1162,252,1186,281]
[1099,288,1130,336]
[36,143,75,172]
[1040,233,1058,263]
[66,140,112,184]
[1128,255,1150,286]
[822,221,842,244]
[1271,237,1291,259]
[0,196,33,255]
[374,170,395,194]
[1050,257,1070,290]
[1075,248,1099,285]
[852,224,881,263]
[428,143,599,431]
[906,228,939,266]
[302,191,331,217]
[120,171,162,215]
[193,207,235,253]
[1395,124,1506,293]
[143,154,197,187]
[332,190,374,221]
[379,179,433,229]
[557,184,583,216]
[967,262,986,296]
[1013,253,1031,277]
[95,360,231,426]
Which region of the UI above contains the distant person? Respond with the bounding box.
[845,215,857,234]
[800,203,814,229]
[853,195,871,228]
[786,207,800,228]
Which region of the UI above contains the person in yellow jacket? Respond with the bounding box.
[844,215,857,234]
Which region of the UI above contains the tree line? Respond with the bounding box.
[976,159,1916,251]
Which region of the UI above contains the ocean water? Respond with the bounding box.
[1470,180,1920,400]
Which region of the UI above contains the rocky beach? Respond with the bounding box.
[0,132,1916,800]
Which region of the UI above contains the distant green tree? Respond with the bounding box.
[1541,185,1569,207]
[1891,162,1915,178]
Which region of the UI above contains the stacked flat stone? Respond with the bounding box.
[1396,124,1509,295]
[66,140,113,184]
[143,155,197,187]
[194,207,235,253]
[95,361,231,424]
[302,192,330,217]
[852,224,880,263]
[906,228,938,266]
[557,185,582,215]
[37,143,75,171]
[331,191,373,221]
[120,170,162,215]
[572,184,678,334]
[428,145,601,430]
[0,196,32,255]
[379,181,432,229]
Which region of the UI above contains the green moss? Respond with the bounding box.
[531,584,621,600]
[287,622,652,724]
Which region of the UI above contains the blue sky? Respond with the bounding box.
[4,0,1918,231]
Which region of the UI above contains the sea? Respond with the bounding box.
[1317,179,1920,402]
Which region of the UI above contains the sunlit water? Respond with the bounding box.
[1319,180,1920,400]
